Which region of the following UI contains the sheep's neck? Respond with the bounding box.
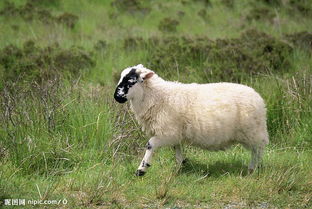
[130,79,166,120]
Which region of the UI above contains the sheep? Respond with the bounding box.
[114,64,269,176]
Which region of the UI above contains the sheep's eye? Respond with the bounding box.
[128,77,137,84]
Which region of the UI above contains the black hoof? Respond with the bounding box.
[182,158,188,165]
[136,170,146,176]
[248,168,254,174]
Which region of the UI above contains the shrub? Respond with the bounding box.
[246,7,276,22]
[285,31,312,52]
[0,41,95,84]
[0,0,79,28]
[56,13,79,29]
[111,0,150,15]
[158,18,180,33]
[144,29,293,81]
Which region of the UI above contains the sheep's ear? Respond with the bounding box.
[141,72,154,80]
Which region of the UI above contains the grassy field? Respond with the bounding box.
[0,0,312,208]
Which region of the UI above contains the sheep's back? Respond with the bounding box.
[174,82,266,149]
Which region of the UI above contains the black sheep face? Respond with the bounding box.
[114,68,139,103]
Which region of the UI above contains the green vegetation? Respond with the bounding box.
[0,0,311,208]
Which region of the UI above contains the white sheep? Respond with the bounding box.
[114,64,269,176]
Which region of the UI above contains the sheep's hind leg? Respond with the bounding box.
[174,145,187,165]
[248,145,264,173]
[136,136,177,176]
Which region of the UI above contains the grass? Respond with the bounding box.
[0,0,312,208]
[2,146,312,208]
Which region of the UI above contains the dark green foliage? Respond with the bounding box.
[111,0,151,15]
[141,29,293,82]
[53,48,95,74]
[285,31,312,52]
[257,0,312,16]
[221,0,235,8]
[28,0,61,8]
[192,0,212,7]
[246,7,276,22]
[94,40,108,52]
[289,0,312,16]
[198,8,209,21]
[124,37,145,50]
[0,1,18,16]
[235,29,293,71]
[177,10,185,17]
[0,0,78,28]
[158,17,180,33]
[56,12,79,29]
[0,41,95,83]
[260,0,282,6]
[0,1,51,22]
[182,0,212,7]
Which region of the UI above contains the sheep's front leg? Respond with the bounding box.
[136,136,175,176]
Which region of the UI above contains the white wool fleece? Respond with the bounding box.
[130,70,268,150]
[115,64,269,175]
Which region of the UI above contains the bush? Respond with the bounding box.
[246,7,276,22]
[111,0,150,15]
[0,0,79,28]
[56,13,79,29]
[0,41,95,84]
[285,31,312,52]
[144,29,293,82]
[158,18,180,33]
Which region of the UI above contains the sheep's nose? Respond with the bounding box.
[114,88,128,103]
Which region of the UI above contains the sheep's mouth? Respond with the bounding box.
[114,95,127,103]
